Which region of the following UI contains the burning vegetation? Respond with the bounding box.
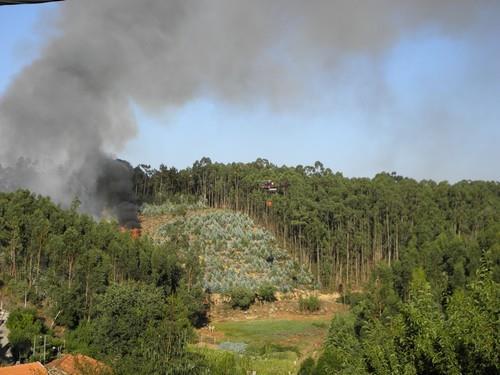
[120,226,142,239]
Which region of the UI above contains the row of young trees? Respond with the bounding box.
[133,158,500,290]
[0,190,208,373]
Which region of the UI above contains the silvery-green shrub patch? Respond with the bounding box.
[155,211,313,293]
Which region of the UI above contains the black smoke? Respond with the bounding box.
[96,159,140,229]
[0,156,139,228]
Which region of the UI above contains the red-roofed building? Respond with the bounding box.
[46,354,111,375]
[0,362,48,375]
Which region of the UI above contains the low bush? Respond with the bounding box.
[229,288,255,310]
[299,295,321,312]
[257,284,277,302]
[338,291,364,306]
[298,357,316,375]
[6,308,43,361]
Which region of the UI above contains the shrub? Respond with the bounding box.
[339,291,364,306]
[257,284,277,302]
[229,288,255,310]
[6,308,43,361]
[299,295,321,312]
[298,357,316,375]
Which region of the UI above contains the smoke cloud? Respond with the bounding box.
[0,0,497,218]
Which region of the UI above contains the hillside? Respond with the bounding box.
[144,208,314,294]
[135,160,500,292]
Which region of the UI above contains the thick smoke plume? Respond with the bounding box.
[0,0,497,219]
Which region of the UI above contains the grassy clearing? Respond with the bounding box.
[191,347,296,375]
[215,318,330,355]
[194,319,332,374]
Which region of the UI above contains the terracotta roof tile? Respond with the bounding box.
[0,362,48,375]
[46,354,111,375]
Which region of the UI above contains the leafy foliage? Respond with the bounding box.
[3,156,500,374]
[229,288,255,310]
[91,282,166,359]
[0,191,208,372]
[298,357,316,375]
[298,295,321,312]
[6,308,42,361]
[257,283,277,302]
[315,250,500,374]
[316,314,368,375]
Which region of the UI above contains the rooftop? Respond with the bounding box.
[0,362,47,375]
[46,354,111,375]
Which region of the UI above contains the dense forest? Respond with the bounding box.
[133,158,500,290]
[1,158,499,374]
[305,234,499,374]
[0,190,210,373]
[133,158,500,374]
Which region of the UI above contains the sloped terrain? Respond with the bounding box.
[154,210,314,293]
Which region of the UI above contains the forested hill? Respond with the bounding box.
[1,163,498,374]
[134,159,500,374]
[133,158,500,290]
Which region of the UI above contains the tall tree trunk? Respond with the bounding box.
[316,244,321,287]
[346,231,350,286]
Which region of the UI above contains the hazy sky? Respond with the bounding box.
[1,2,499,182]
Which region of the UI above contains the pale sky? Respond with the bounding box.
[1,2,499,182]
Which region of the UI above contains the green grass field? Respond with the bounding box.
[191,347,296,375]
[216,319,330,355]
[194,319,331,374]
